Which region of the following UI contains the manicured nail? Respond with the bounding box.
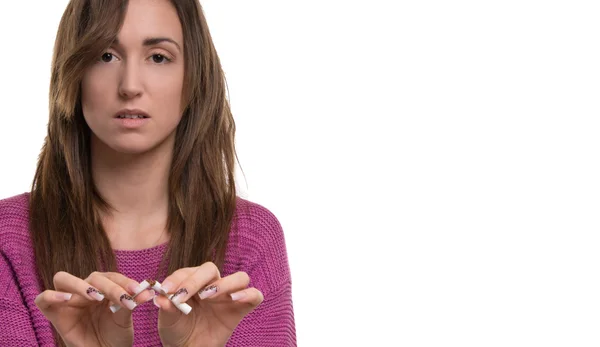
[170,288,189,305]
[161,281,173,294]
[131,280,152,296]
[109,302,121,313]
[86,287,104,301]
[152,282,165,295]
[166,293,193,314]
[165,290,193,314]
[174,301,192,315]
[199,285,218,300]
[156,284,192,315]
[153,295,161,308]
[120,294,137,310]
[230,291,247,301]
[57,292,72,301]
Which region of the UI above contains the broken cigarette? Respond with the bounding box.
[108,279,192,315]
[109,279,152,313]
[152,280,193,315]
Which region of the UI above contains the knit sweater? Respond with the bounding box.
[0,193,296,346]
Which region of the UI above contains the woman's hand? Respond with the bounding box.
[155,262,264,347]
[34,271,154,347]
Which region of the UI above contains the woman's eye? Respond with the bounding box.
[151,54,170,64]
[98,52,169,64]
[100,52,114,63]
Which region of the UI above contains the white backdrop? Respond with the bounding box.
[1,0,599,346]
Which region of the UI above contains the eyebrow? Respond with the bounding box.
[113,37,181,53]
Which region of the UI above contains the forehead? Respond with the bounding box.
[116,0,183,45]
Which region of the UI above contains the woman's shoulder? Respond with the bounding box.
[234,196,280,221]
[232,197,286,241]
[0,191,30,210]
[228,197,290,258]
[0,192,31,241]
[0,193,31,253]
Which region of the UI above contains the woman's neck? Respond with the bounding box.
[90,134,173,250]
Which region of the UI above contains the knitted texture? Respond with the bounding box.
[0,193,296,346]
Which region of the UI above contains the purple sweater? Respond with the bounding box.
[0,193,296,346]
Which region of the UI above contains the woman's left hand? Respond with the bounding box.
[155,262,264,347]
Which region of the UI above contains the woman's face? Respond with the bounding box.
[81,0,185,155]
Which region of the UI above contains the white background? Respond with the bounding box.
[1,0,599,346]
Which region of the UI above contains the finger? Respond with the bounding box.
[86,272,140,311]
[160,262,221,295]
[34,290,73,311]
[196,271,250,301]
[154,293,179,313]
[229,287,264,311]
[53,271,106,305]
[105,277,154,313]
[34,290,74,327]
[153,281,192,315]
[166,262,221,305]
[109,289,156,314]
[100,273,148,296]
[85,273,155,328]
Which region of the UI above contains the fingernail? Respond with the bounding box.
[199,285,218,300]
[120,294,137,310]
[230,291,247,301]
[86,287,104,301]
[130,280,151,296]
[161,281,173,294]
[177,302,192,315]
[152,281,168,296]
[170,288,188,305]
[167,299,193,315]
[57,292,72,301]
[153,295,161,308]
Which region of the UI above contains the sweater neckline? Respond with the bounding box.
[113,241,169,256]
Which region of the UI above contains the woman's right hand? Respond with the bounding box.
[34,271,154,347]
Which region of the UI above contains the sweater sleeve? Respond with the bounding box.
[226,201,297,346]
[0,251,39,347]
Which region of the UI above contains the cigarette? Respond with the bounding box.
[109,279,152,313]
[153,280,193,315]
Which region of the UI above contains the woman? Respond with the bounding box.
[0,0,295,346]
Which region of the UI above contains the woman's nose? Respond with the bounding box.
[118,63,143,99]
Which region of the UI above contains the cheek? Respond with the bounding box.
[81,72,111,117]
[152,76,185,123]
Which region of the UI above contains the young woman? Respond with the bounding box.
[0,0,295,346]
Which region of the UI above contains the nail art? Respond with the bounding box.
[152,280,193,315]
[120,293,137,310]
[170,288,188,305]
[86,287,105,301]
[110,280,153,313]
[199,285,218,300]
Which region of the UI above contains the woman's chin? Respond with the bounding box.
[105,141,156,155]
[91,131,173,157]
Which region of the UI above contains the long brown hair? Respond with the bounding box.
[30,0,237,307]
